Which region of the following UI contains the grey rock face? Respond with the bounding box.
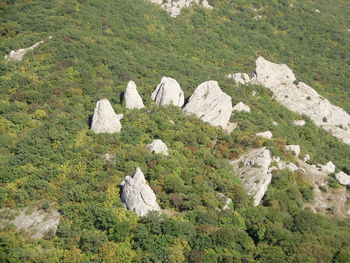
[147,139,169,155]
[151,77,185,107]
[233,102,251,112]
[256,131,273,139]
[120,167,161,217]
[336,171,350,186]
[285,145,300,157]
[124,81,145,109]
[230,147,272,206]
[227,73,250,85]
[183,80,233,128]
[148,0,213,17]
[91,99,123,134]
[0,207,60,239]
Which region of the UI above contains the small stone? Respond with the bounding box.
[233,102,251,112]
[335,171,350,186]
[227,73,250,85]
[293,120,306,126]
[320,161,336,174]
[256,131,273,139]
[147,139,169,155]
[285,145,300,156]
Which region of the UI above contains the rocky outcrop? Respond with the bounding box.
[5,36,52,62]
[336,171,350,186]
[227,73,250,85]
[230,147,272,206]
[251,57,350,145]
[293,120,306,126]
[120,167,161,217]
[320,161,336,174]
[0,207,60,239]
[233,102,251,112]
[148,0,213,17]
[124,81,145,109]
[91,99,123,134]
[151,77,184,107]
[285,145,300,157]
[256,131,273,139]
[183,80,233,128]
[146,139,169,155]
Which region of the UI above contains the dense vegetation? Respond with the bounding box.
[1,0,350,262]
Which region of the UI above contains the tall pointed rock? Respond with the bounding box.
[91,99,123,134]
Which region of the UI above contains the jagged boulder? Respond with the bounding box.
[233,102,251,112]
[0,207,60,239]
[147,139,169,155]
[151,77,184,107]
[336,171,350,186]
[148,0,213,17]
[91,99,123,134]
[183,80,233,128]
[285,145,300,157]
[124,81,144,109]
[120,168,161,217]
[227,73,250,85]
[230,147,272,206]
[256,131,273,139]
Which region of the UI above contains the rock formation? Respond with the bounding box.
[124,81,145,109]
[256,131,273,139]
[183,80,233,128]
[5,36,52,61]
[233,102,251,112]
[151,77,184,107]
[91,99,123,134]
[336,171,350,186]
[320,161,336,174]
[251,57,350,145]
[227,73,250,85]
[230,147,272,206]
[0,207,60,239]
[146,139,169,155]
[120,167,161,217]
[148,0,213,17]
[285,145,300,156]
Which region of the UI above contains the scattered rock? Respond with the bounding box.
[315,9,320,13]
[120,167,161,217]
[256,131,273,139]
[224,122,238,134]
[91,99,123,134]
[304,154,311,162]
[285,145,300,156]
[151,77,184,107]
[275,161,299,172]
[146,139,169,155]
[103,153,115,163]
[320,161,336,174]
[226,73,250,85]
[223,197,232,210]
[293,120,306,126]
[233,102,251,112]
[183,80,233,128]
[148,0,213,17]
[230,147,272,206]
[124,81,145,109]
[272,121,279,126]
[0,207,60,239]
[336,171,350,186]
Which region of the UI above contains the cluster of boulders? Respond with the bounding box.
[147,0,212,17]
[227,56,350,145]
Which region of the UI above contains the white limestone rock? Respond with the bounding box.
[151,77,184,107]
[91,99,123,134]
[293,120,306,126]
[183,80,233,128]
[0,207,60,239]
[285,145,300,156]
[224,122,238,134]
[124,81,145,109]
[304,154,311,162]
[230,147,272,206]
[233,102,251,112]
[103,153,115,163]
[227,73,250,85]
[336,171,350,186]
[251,57,350,145]
[120,167,161,217]
[149,0,213,17]
[273,161,299,172]
[256,131,273,139]
[320,161,336,174]
[147,139,169,155]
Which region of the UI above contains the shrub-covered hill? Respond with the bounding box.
[1,0,350,262]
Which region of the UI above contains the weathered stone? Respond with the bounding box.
[293,120,306,126]
[224,122,238,134]
[233,102,251,112]
[183,80,233,128]
[91,99,123,134]
[285,145,300,157]
[320,161,336,174]
[103,153,115,163]
[227,73,250,85]
[148,0,213,17]
[256,131,273,139]
[124,81,145,109]
[304,154,311,162]
[336,171,350,186]
[151,77,184,107]
[0,207,60,239]
[230,147,272,206]
[147,139,169,155]
[120,167,161,217]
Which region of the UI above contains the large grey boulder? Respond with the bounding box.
[251,57,350,145]
[230,147,272,206]
[336,171,350,186]
[151,77,184,107]
[124,81,145,109]
[0,207,60,239]
[120,167,161,217]
[183,80,233,128]
[148,0,213,17]
[91,99,123,134]
[147,139,169,155]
